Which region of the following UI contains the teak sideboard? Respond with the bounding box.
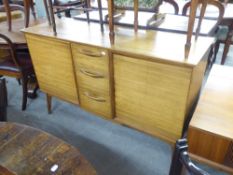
[23,18,214,143]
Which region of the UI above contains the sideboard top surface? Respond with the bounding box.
[190,65,233,141]
[22,18,214,67]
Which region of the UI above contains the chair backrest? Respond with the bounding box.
[0,33,20,68]
[182,0,225,25]
[0,78,7,121]
[169,138,210,175]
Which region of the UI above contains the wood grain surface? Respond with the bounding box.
[188,65,233,172]
[0,122,97,175]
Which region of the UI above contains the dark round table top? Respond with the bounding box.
[0,122,97,175]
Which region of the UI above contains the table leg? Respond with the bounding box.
[2,0,12,31]
[134,0,138,33]
[195,0,207,40]
[27,75,38,99]
[97,0,104,32]
[0,78,7,122]
[23,0,30,28]
[48,0,57,35]
[185,0,199,58]
[43,0,52,25]
[108,0,114,44]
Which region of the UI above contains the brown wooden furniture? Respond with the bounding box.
[53,0,87,18]
[0,33,34,110]
[0,122,97,175]
[188,65,233,174]
[23,18,214,143]
[1,0,35,31]
[0,78,7,121]
[106,0,179,44]
[215,13,233,65]
[182,0,224,29]
[169,138,210,175]
[75,12,218,36]
[0,11,21,23]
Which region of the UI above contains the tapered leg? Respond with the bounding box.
[43,0,52,25]
[46,94,52,114]
[134,0,138,33]
[195,1,207,40]
[23,0,30,28]
[97,0,104,32]
[107,0,114,44]
[185,0,199,58]
[30,0,36,19]
[0,78,7,121]
[21,75,28,111]
[213,41,220,63]
[3,0,12,31]
[221,42,231,65]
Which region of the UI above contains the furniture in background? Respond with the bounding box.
[0,10,21,23]
[182,0,224,29]
[188,65,233,174]
[0,0,36,31]
[182,1,233,65]
[0,16,45,99]
[169,138,210,175]
[215,13,233,65]
[0,34,34,110]
[0,78,7,121]
[53,0,87,18]
[23,18,214,143]
[0,122,97,175]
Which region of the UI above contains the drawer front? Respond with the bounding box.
[79,87,111,119]
[71,43,112,118]
[71,43,108,73]
[75,65,109,92]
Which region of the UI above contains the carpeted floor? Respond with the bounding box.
[5,44,233,175]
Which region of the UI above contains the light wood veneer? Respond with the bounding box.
[188,65,233,173]
[23,18,214,143]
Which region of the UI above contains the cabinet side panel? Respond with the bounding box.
[26,34,79,104]
[186,49,209,114]
[114,55,192,142]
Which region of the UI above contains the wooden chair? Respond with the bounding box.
[0,78,7,121]
[182,0,225,29]
[169,138,210,175]
[182,0,225,66]
[53,0,86,18]
[0,34,34,110]
[0,0,36,31]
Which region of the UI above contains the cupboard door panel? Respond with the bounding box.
[26,34,78,104]
[114,55,191,142]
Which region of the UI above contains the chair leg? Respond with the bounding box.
[221,42,231,65]
[21,75,28,111]
[213,41,220,64]
[0,78,7,121]
[46,94,52,114]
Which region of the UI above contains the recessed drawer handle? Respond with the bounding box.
[80,68,104,78]
[84,91,106,102]
[79,49,106,57]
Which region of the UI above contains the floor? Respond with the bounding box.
[5,44,233,175]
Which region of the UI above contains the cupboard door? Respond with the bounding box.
[114,55,191,142]
[26,34,79,104]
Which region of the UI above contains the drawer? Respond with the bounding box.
[76,65,109,92]
[79,87,112,118]
[71,43,109,72]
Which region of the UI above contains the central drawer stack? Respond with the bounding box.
[71,43,112,119]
